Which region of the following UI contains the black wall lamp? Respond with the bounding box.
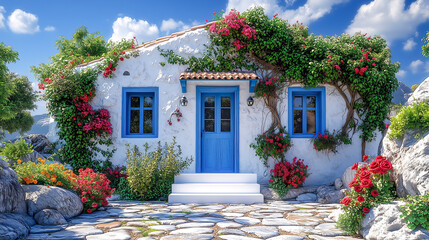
[247,96,254,106]
[180,96,188,106]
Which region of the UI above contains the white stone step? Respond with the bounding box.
[172,183,260,193]
[168,193,264,204]
[174,173,257,183]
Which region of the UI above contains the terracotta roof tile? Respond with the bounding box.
[179,71,260,80]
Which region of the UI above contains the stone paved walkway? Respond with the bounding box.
[25,200,362,240]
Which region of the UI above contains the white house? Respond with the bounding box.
[74,24,383,203]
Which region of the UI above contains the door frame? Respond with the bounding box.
[196,86,240,173]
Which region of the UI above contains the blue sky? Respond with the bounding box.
[1,0,429,109]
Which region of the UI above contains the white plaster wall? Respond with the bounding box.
[85,29,382,185]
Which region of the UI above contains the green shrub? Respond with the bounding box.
[389,101,429,139]
[126,137,193,200]
[411,84,419,92]
[116,177,140,200]
[0,137,33,165]
[400,194,429,230]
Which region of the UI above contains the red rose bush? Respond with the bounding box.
[268,157,309,197]
[337,155,396,234]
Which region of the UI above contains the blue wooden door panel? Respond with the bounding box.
[201,92,235,173]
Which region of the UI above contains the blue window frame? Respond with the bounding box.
[122,87,158,138]
[288,87,325,138]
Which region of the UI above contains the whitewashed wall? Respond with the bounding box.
[84,29,382,185]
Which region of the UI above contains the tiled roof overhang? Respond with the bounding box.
[179,71,260,93]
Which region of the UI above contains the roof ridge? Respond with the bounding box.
[78,22,213,67]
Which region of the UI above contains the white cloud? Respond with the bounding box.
[226,0,349,25]
[346,0,429,43]
[410,60,423,74]
[161,18,185,33]
[396,69,406,78]
[44,26,55,31]
[7,9,40,34]
[110,16,159,43]
[0,6,5,29]
[403,38,417,51]
[425,61,429,73]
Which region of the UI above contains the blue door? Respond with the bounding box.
[201,92,235,173]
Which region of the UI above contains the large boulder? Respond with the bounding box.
[0,213,35,240]
[260,185,318,200]
[382,130,429,197]
[341,162,365,190]
[0,157,27,214]
[316,185,345,204]
[407,76,429,105]
[360,201,429,240]
[24,134,52,153]
[34,209,67,225]
[23,185,83,219]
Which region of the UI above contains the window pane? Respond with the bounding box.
[294,96,303,108]
[221,109,230,119]
[143,110,152,133]
[205,97,215,107]
[294,110,303,133]
[307,110,316,134]
[144,96,153,108]
[204,108,214,119]
[130,110,140,133]
[221,120,231,132]
[221,97,231,107]
[131,97,140,108]
[205,120,214,132]
[307,96,316,108]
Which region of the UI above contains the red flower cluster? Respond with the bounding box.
[103,63,117,78]
[269,157,309,188]
[264,132,288,154]
[312,130,341,153]
[340,154,394,216]
[208,10,257,50]
[74,168,114,214]
[82,116,112,135]
[38,83,45,90]
[255,78,279,97]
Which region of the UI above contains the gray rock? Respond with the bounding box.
[161,234,213,240]
[86,230,130,240]
[241,226,279,238]
[34,209,67,225]
[30,224,64,234]
[407,76,429,105]
[233,217,260,225]
[0,157,27,214]
[2,190,25,224]
[149,225,177,231]
[170,227,214,235]
[296,193,317,202]
[216,221,243,228]
[218,228,246,236]
[20,151,46,164]
[341,162,365,190]
[261,185,318,200]
[382,129,429,197]
[262,218,298,226]
[219,236,259,240]
[188,217,226,223]
[176,222,215,228]
[23,185,83,219]
[0,213,35,240]
[26,225,103,239]
[334,178,343,190]
[24,134,52,153]
[360,201,429,240]
[278,225,315,234]
[316,185,345,204]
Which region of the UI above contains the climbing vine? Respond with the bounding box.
[32,26,139,171]
[159,7,399,157]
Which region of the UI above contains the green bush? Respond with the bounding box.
[1,137,33,165]
[411,84,420,92]
[400,194,429,230]
[389,101,429,139]
[116,177,140,200]
[126,137,193,200]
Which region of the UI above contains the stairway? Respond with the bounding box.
[168,173,264,204]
